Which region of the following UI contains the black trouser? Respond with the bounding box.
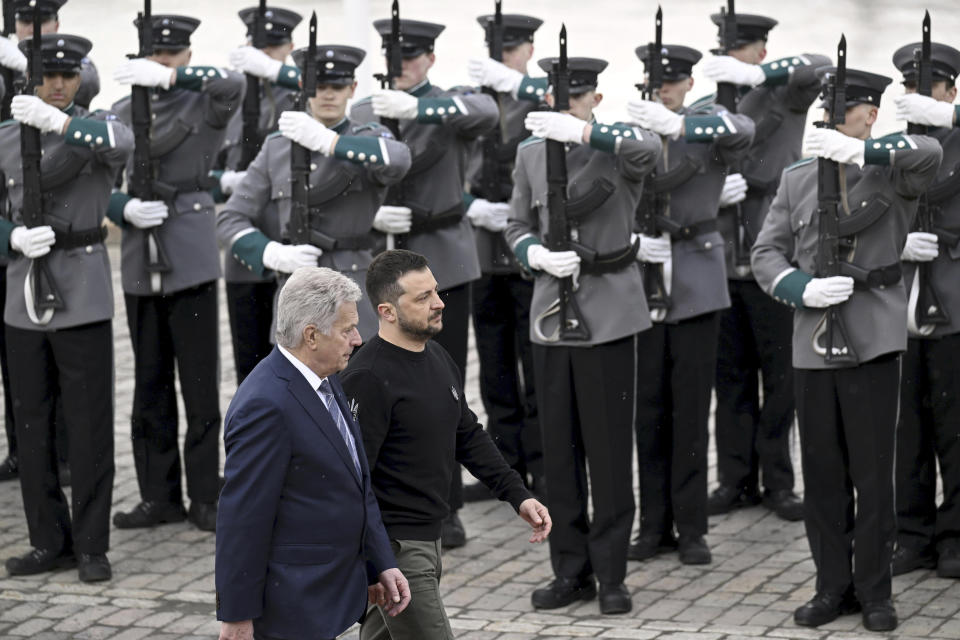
[471,273,541,480]
[6,321,114,554]
[636,312,719,539]
[533,335,636,585]
[897,335,960,552]
[125,282,221,505]
[715,279,795,492]
[0,266,15,460]
[226,280,277,385]
[795,354,899,602]
[434,282,470,512]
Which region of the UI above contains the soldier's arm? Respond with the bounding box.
[689,110,755,165]
[336,126,411,186]
[75,56,101,109]
[172,65,245,129]
[504,145,541,271]
[273,64,301,91]
[751,171,807,309]
[515,75,549,103]
[218,140,275,277]
[588,122,662,183]
[417,89,498,139]
[864,132,942,198]
[768,53,833,113]
[62,111,134,170]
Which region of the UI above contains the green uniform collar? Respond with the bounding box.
[408,79,432,97]
[331,117,350,134]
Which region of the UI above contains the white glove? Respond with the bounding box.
[9,225,55,259]
[278,111,337,155]
[373,205,412,234]
[466,199,511,232]
[0,35,27,73]
[11,95,69,134]
[262,241,322,274]
[701,55,766,88]
[802,275,854,308]
[524,111,587,144]
[219,170,246,196]
[894,93,956,129]
[467,58,523,95]
[123,198,169,229]
[805,128,865,167]
[901,231,939,262]
[719,173,748,207]
[527,244,580,278]
[371,90,419,120]
[113,58,173,90]
[229,46,283,81]
[634,232,671,264]
[626,97,684,139]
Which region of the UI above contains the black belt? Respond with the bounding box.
[655,216,717,240]
[933,226,960,249]
[53,225,108,251]
[839,261,901,290]
[407,202,465,235]
[306,229,373,252]
[577,240,639,275]
[152,176,220,203]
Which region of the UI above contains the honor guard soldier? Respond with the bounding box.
[0,34,132,582]
[460,12,545,502]
[701,12,830,521]
[108,14,244,532]
[214,5,303,384]
[889,40,960,580]
[506,53,662,615]
[752,64,940,632]
[351,13,498,548]
[626,44,754,565]
[217,44,411,340]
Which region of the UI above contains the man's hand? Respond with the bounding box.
[895,93,956,129]
[229,46,283,81]
[262,241,322,273]
[371,90,419,120]
[218,620,254,640]
[719,173,748,207]
[518,498,552,543]
[901,231,939,262]
[466,198,511,232]
[278,111,338,155]
[123,199,169,229]
[113,58,174,90]
[702,55,766,87]
[527,245,580,279]
[626,98,684,139]
[468,58,523,95]
[635,233,671,264]
[219,170,247,196]
[805,128,865,167]
[524,111,587,145]
[802,276,855,308]
[11,95,69,135]
[0,35,27,73]
[373,205,413,234]
[376,567,411,616]
[10,225,55,259]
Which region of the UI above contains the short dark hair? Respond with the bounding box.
[366,249,429,310]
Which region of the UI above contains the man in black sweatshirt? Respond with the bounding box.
[342,249,551,640]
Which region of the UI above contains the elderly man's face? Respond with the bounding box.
[309,301,362,377]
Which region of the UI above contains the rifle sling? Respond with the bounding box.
[932,226,960,249]
[655,216,718,240]
[649,155,703,193]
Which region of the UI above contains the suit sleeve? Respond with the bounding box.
[215,395,292,622]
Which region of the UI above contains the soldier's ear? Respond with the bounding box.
[593,92,603,108]
[866,106,878,126]
[348,81,358,99]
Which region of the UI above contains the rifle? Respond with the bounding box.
[815,35,856,364]
[20,10,63,318]
[128,0,171,275]
[713,0,738,111]
[634,6,670,312]
[536,24,589,341]
[1,0,13,120]
[374,0,403,249]
[478,1,507,264]
[239,0,268,170]
[287,12,317,247]
[910,11,949,328]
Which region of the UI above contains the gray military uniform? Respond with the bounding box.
[751,133,942,368]
[505,121,662,347]
[0,106,132,329]
[110,65,244,295]
[350,81,498,291]
[217,117,411,339]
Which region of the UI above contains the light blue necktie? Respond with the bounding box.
[318,379,362,477]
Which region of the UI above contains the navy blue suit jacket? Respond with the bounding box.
[215,347,396,639]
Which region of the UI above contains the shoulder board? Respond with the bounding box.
[447,85,477,96]
[688,93,716,113]
[518,135,544,149]
[785,157,815,171]
[350,122,379,134]
[353,96,373,106]
[265,130,284,141]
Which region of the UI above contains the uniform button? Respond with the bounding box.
[84,134,93,142]
[85,245,93,254]
[704,241,712,249]
[95,136,104,145]
[7,178,13,186]
[358,152,366,161]
[310,163,317,171]
[437,107,446,115]
[278,190,284,197]
[184,68,194,75]
[351,263,358,272]
[73,131,82,139]
[370,154,378,163]
[425,107,435,116]
[695,127,704,135]
[193,202,202,211]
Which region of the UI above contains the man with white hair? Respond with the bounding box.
[216,267,409,640]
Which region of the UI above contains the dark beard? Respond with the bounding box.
[397,310,442,341]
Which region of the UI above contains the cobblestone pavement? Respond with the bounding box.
[0,244,957,640]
